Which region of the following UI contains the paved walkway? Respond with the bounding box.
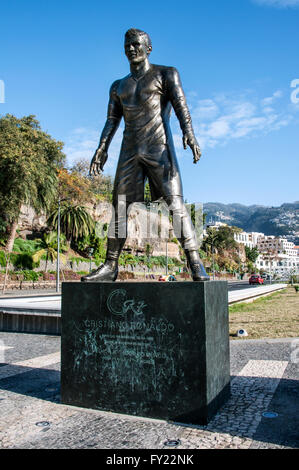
[0,332,298,449]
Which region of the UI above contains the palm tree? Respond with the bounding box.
[47,203,95,244]
[32,232,67,272]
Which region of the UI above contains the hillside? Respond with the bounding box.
[203,201,299,244]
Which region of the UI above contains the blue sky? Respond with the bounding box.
[1,0,298,206]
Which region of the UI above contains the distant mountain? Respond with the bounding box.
[203,201,299,244]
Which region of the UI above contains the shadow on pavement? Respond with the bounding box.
[249,377,299,449]
[0,367,298,449]
[0,365,60,403]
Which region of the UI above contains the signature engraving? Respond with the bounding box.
[107,289,147,317]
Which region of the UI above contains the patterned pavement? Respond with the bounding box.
[0,332,298,449]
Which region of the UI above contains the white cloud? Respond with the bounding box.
[172,88,293,151]
[208,119,230,138]
[64,87,295,167]
[64,125,123,174]
[252,0,299,8]
[191,99,220,120]
[64,128,98,164]
[261,90,283,106]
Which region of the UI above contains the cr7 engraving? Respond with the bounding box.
[107,289,147,317]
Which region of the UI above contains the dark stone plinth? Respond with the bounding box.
[61,281,230,425]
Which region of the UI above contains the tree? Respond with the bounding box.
[32,232,67,272]
[70,158,113,202]
[245,245,259,264]
[144,180,152,203]
[75,230,107,263]
[56,168,92,205]
[202,227,223,255]
[145,243,153,258]
[47,203,95,244]
[246,260,255,274]
[0,114,65,252]
[202,225,240,255]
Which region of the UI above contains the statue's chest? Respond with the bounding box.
[118,74,163,107]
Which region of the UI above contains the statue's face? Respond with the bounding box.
[124,35,151,64]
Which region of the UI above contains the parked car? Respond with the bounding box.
[261,273,271,280]
[249,274,264,285]
[158,275,177,282]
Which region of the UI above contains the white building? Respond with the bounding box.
[205,226,299,277]
[234,231,264,249]
[203,221,227,237]
[257,236,298,257]
[256,236,299,277]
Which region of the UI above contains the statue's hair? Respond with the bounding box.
[125,28,152,49]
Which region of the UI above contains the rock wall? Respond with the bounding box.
[17,203,181,260]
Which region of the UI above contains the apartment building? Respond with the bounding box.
[257,236,298,257]
[205,225,299,276]
[234,231,264,249]
[256,236,299,276]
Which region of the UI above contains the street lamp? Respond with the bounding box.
[166,241,168,276]
[56,197,61,293]
[206,241,215,280]
[88,248,94,273]
[56,197,68,293]
[212,243,215,281]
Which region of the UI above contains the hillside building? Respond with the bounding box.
[255,236,299,276]
[234,231,264,249]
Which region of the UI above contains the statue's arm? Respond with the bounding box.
[90,81,122,175]
[166,68,201,163]
[100,80,122,151]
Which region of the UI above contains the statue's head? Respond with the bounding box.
[124,28,152,64]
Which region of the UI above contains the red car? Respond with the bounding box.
[249,275,264,285]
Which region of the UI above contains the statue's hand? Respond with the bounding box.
[89,143,108,176]
[183,134,202,164]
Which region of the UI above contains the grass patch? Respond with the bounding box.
[229,290,285,313]
[229,287,299,340]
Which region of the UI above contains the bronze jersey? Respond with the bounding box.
[100,64,195,202]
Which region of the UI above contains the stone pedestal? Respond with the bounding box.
[61,281,230,425]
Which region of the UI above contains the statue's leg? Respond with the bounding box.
[81,198,129,282]
[164,196,210,281]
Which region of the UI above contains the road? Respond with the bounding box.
[0,280,281,298]
[0,282,287,317]
[227,280,277,291]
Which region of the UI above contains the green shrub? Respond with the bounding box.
[13,253,39,270]
[13,238,41,254]
[22,270,40,282]
[12,270,40,282]
[0,250,7,267]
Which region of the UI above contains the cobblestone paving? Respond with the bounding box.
[0,334,298,449]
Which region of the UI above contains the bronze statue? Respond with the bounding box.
[82,28,209,282]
